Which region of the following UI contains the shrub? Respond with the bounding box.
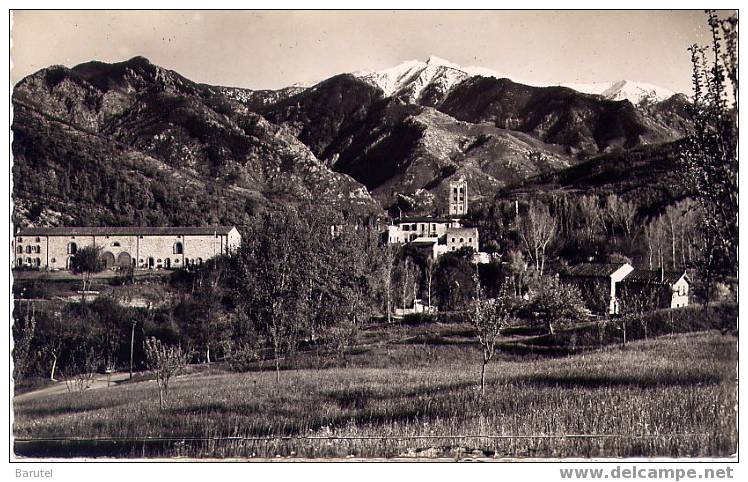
[401,313,437,326]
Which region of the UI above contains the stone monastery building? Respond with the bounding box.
[13,226,241,271]
[387,177,486,261]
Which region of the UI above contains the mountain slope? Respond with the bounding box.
[12,57,381,227]
[12,56,694,224]
[436,76,685,157]
[496,140,688,214]
[261,76,574,212]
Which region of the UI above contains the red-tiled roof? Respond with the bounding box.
[16,226,237,236]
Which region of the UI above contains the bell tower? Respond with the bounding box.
[448,177,468,216]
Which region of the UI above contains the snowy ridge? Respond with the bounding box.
[353,56,468,103]
[353,56,525,104]
[560,80,677,105]
[352,56,678,106]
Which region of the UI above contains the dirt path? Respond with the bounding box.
[14,372,134,403]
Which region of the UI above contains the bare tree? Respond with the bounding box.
[605,194,637,239]
[63,346,99,393]
[396,257,418,310]
[505,249,527,297]
[577,195,603,242]
[144,337,188,409]
[618,282,662,343]
[518,201,556,275]
[379,244,397,323]
[425,256,435,310]
[45,311,66,381]
[469,281,516,392]
[644,217,668,270]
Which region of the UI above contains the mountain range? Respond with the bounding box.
[11,56,693,227]
[354,56,678,107]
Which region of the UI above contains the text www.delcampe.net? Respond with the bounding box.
[559,466,735,481]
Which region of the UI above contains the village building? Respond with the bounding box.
[387,217,479,259]
[562,262,635,315]
[12,226,241,271]
[562,262,690,315]
[386,178,489,262]
[618,269,691,310]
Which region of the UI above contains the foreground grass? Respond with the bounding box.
[14,332,737,459]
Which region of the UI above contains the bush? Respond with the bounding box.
[225,342,261,372]
[401,313,437,326]
[627,303,737,339]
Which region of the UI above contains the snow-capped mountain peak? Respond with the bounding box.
[560,80,677,105]
[353,57,678,106]
[424,55,461,69]
[354,56,486,104]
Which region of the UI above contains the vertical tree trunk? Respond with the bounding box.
[50,354,57,381]
[480,360,487,393]
[386,290,391,323]
[670,219,677,269]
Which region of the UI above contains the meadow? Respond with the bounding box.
[13,326,737,459]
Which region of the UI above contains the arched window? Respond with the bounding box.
[67,242,77,255]
[25,245,31,254]
[34,258,41,267]
[16,245,22,254]
[174,242,183,254]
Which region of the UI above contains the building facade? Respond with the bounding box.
[386,217,479,260]
[13,226,241,271]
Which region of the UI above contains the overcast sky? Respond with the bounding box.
[10,10,729,93]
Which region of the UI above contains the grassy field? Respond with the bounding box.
[13,329,737,459]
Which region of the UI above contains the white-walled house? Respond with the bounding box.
[562,262,691,314]
[13,226,241,271]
